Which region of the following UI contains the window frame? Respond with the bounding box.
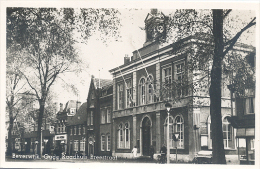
[174,61,186,97]
[107,133,111,151]
[175,115,184,149]
[74,140,79,152]
[101,108,106,124]
[80,140,85,151]
[118,123,124,148]
[139,78,146,105]
[74,126,77,135]
[90,111,93,125]
[147,75,154,104]
[223,116,233,149]
[125,80,132,108]
[78,125,81,135]
[106,107,111,123]
[124,122,130,149]
[101,134,105,151]
[245,97,255,114]
[117,83,124,110]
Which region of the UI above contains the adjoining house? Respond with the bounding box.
[98,77,113,156]
[66,102,88,156]
[85,75,113,156]
[54,100,81,155]
[228,53,255,165]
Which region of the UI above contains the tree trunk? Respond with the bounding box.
[37,100,45,157]
[7,117,14,156]
[210,9,226,164]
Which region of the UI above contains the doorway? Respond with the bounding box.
[88,137,94,156]
[142,117,151,156]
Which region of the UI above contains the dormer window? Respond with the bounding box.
[70,108,76,115]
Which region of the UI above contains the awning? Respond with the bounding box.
[227,115,255,128]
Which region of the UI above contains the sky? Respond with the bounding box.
[53,9,159,105]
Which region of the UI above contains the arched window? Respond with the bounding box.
[139,78,146,105]
[164,116,174,148]
[125,122,130,148]
[147,75,154,104]
[107,133,111,151]
[175,116,184,148]
[118,123,123,148]
[223,116,233,149]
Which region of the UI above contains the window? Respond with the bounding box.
[80,141,85,151]
[83,125,85,135]
[125,81,132,108]
[164,116,174,148]
[162,66,172,84]
[70,128,73,136]
[223,116,233,149]
[107,133,111,151]
[90,111,93,125]
[147,75,154,104]
[87,112,90,126]
[117,84,124,109]
[78,125,81,135]
[107,108,111,123]
[162,66,172,99]
[74,140,79,151]
[139,78,146,105]
[245,97,255,114]
[101,135,105,151]
[74,126,77,135]
[101,109,106,124]
[61,124,64,133]
[70,108,76,115]
[251,139,255,150]
[57,124,60,134]
[175,62,186,97]
[118,123,124,148]
[175,116,184,148]
[125,123,130,148]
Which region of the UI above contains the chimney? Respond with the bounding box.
[151,9,158,15]
[60,103,63,112]
[124,54,130,65]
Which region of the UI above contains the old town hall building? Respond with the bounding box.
[108,9,254,161]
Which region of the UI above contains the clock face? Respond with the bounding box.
[156,25,164,33]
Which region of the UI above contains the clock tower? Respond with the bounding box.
[144,9,167,46]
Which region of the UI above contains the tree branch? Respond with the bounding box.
[20,71,40,100]
[223,17,256,58]
[223,9,232,19]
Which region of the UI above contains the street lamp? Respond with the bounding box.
[165,102,172,164]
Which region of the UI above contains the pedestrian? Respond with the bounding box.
[149,145,154,160]
[131,146,138,159]
[160,144,167,163]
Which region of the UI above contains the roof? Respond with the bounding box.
[67,102,88,126]
[64,100,81,111]
[93,77,113,90]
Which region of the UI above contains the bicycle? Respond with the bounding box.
[157,153,166,164]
